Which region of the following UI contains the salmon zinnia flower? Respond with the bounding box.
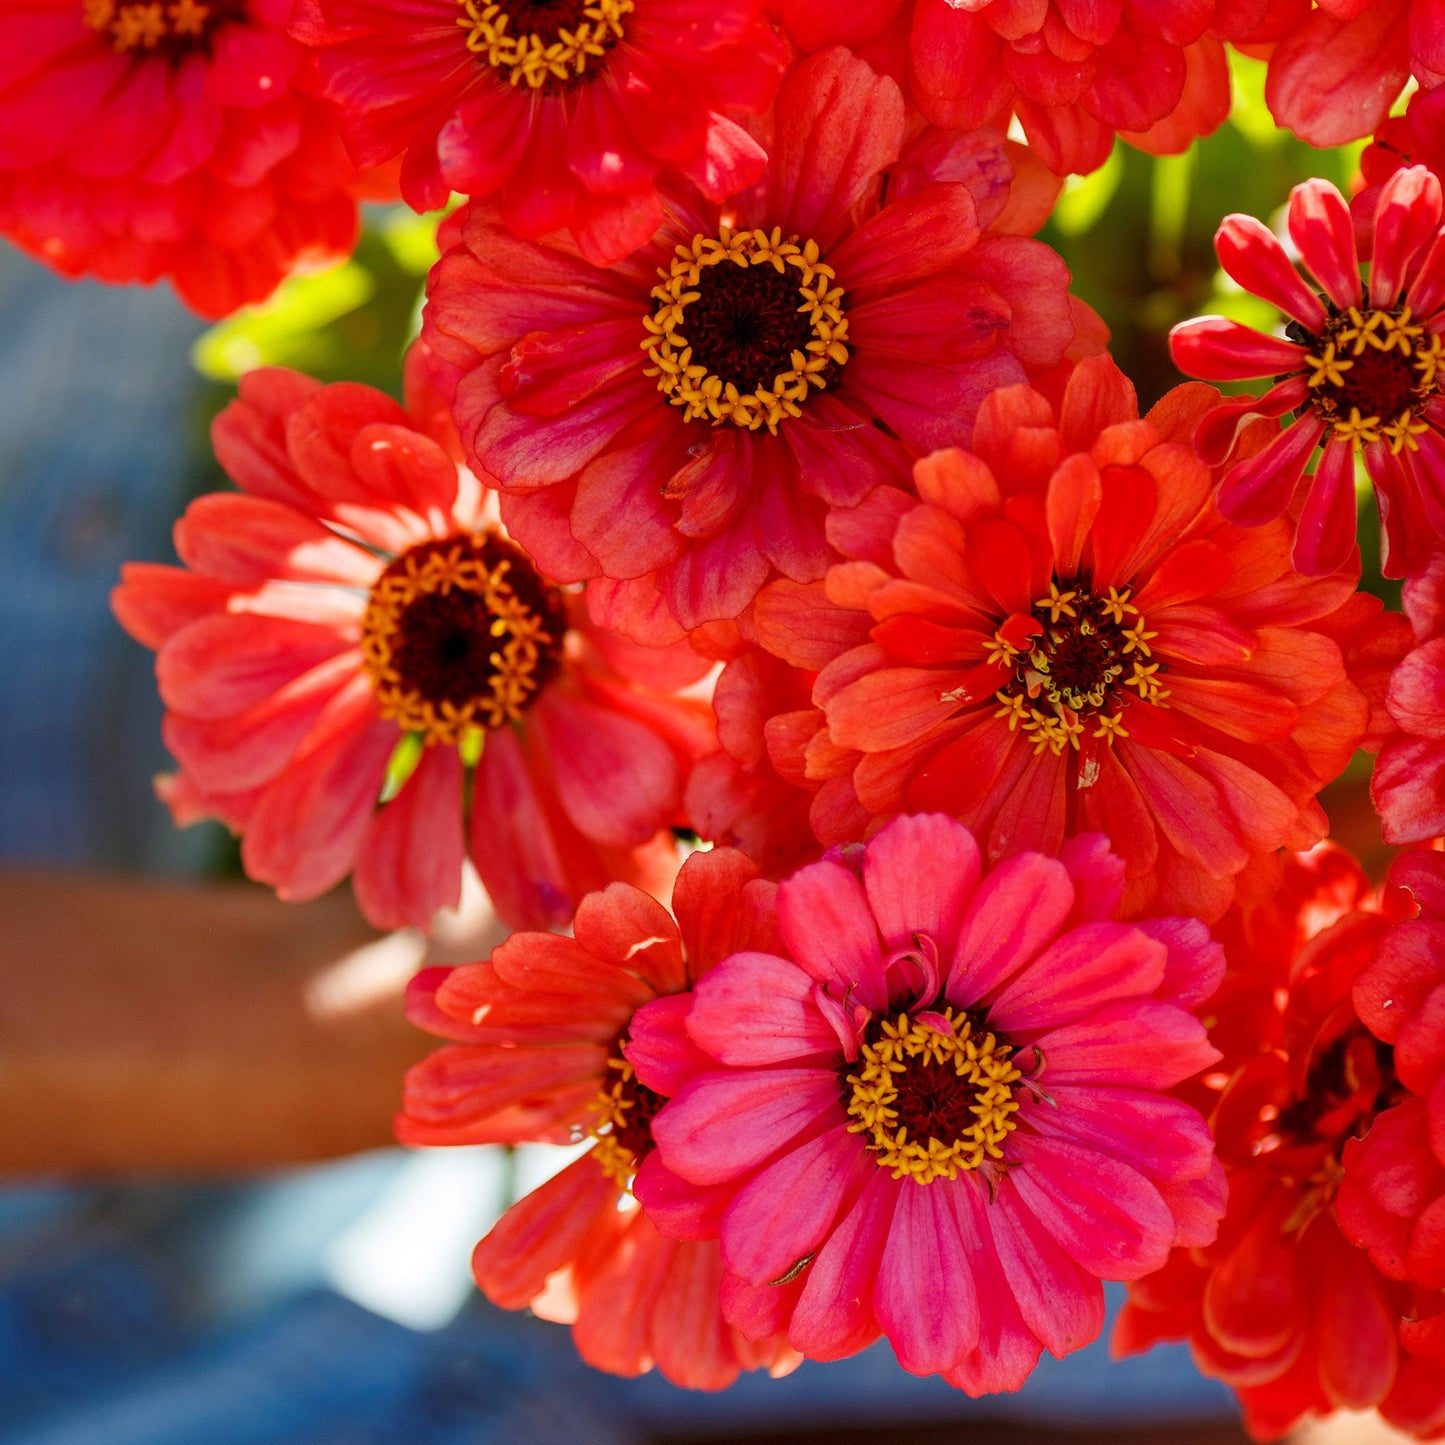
[1172,166,1445,579]
[397,847,800,1389]
[425,46,1075,631]
[0,0,367,317]
[111,366,712,932]
[627,814,1225,1392]
[289,0,784,263]
[763,358,1366,921]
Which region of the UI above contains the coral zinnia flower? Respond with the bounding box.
[0,0,369,318]
[1374,556,1445,841]
[775,0,1230,176]
[111,366,712,932]
[759,358,1366,921]
[289,0,784,265]
[425,46,1075,631]
[397,847,800,1389]
[1263,0,1445,148]
[628,813,1225,1391]
[1172,166,1445,579]
[1115,853,1445,1441]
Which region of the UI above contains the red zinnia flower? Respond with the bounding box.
[424,46,1076,631]
[756,357,1366,921]
[1263,0,1445,148]
[1375,556,1445,841]
[1172,166,1445,579]
[111,366,713,932]
[628,814,1225,1391]
[1115,853,1445,1441]
[0,0,370,317]
[397,847,800,1389]
[775,0,1231,176]
[289,0,785,265]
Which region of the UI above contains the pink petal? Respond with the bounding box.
[688,952,842,1066]
[718,1125,872,1286]
[986,921,1167,1033]
[1169,316,1309,381]
[1035,999,1219,1089]
[873,1176,981,1374]
[1215,213,1328,332]
[651,1067,842,1186]
[777,859,887,1007]
[1009,1133,1175,1279]
[862,813,981,960]
[946,853,1074,1003]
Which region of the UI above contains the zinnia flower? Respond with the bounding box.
[111,365,713,932]
[289,0,785,264]
[0,0,369,317]
[1115,852,1445,1441]
[756,357,1366,921]
[397,847,800,1388]
[629,813,1226,1392]
[775,0,1230,176]
[1374,555,1445,840]
[1263,0,1445,148]
[1172,166,1445,579]
[425,46,1076,631]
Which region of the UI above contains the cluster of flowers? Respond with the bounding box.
[16,0,1434,1434]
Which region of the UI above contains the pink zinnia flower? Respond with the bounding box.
[0,0,371,318]
[111,366,713,932]
[748,358,1368,922]
[1374,556,1445,840]
[1172,166,1445,579]
[775,0,1231,176]
[627,814,1225,1391]
[289,0,785,264]
[425,46,1075,631]
[397,847,799,1388]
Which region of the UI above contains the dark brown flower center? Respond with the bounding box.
[82,0,242,55]
[643,227,850,434]
[361,532,567,746]
[1298,305,1443,454]
[456,0,629,89]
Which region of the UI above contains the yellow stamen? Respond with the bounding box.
[457,0,630,88]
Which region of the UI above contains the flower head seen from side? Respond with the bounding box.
[288,0,785,264]
[1172,166,1445,579]
[397,847,799,1389]
[111,365,713,933]
[763,357,1365,922]
[425,46,1076,632]
[0,0,369,317]
[628,814,1226,1392]
[774,0,1230,177]
[1374,555,1445,843]
[1115,853,1445,1441]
